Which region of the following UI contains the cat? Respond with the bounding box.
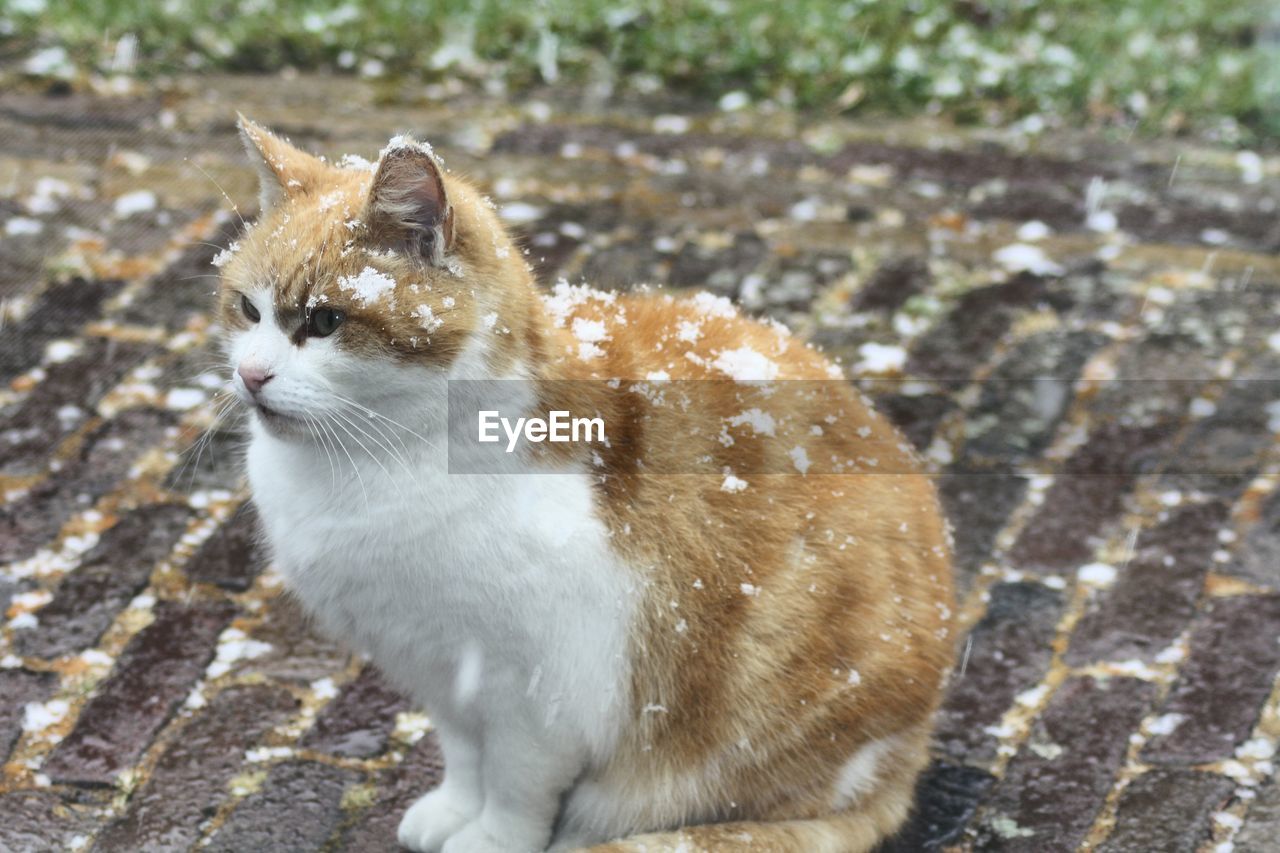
[220,116,955,853]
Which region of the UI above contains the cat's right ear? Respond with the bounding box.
[366,138,455,266]
[236,113,328,212]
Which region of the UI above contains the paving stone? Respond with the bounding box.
[1143,594,1280,765]
[1008,422,1172,574]
[163,424,247,494]
[907,273,1063,382]
[1096,769,1232,853]
[119,221,240,331]
[93,684,298,852]
[237,593,347,683]
[0,337,160,475]
[957,329,1107,470]
[935,582,1064,766]
[1237,772,1280,853]
[183,503,263,592]
[0,668,60,761]
[974,676,1156,851]
[0,789,102,852]
[1066,501,1229,665]
[1162,377,1277,499]
[13,503,192,659]
[0,277,125,383]
[851,255,931,314]
[873,391,954,451]
[0,408,179,563]
[204,759,361,853]
[1229,487,1280,589]
[339,733,444,851]
[880,762,995,852]
[300,665,408,759]
[938,473,1028,586]
[43,599,236,786]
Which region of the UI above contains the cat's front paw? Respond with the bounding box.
[397,788,479,852]
[441,819,544,853]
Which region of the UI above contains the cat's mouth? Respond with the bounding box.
[252,401,301,432]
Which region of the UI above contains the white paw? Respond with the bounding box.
[397,787,480,853]
[441,818,544,853]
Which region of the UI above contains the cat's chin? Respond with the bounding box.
[251,403,308,439]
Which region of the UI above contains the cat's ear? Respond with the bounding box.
[236,113,328,212]
[366,138,455,266]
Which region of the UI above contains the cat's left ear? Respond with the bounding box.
[237,113,329,212]
[366,138,455,266]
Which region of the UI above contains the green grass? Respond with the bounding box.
[1,0,1273,142]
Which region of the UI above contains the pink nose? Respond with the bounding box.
[238,364,273,394]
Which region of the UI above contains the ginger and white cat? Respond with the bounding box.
[220,116,954,853]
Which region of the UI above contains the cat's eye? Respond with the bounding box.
[241,294,260,323]
[308,307,345,338]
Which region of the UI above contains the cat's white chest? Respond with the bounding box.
[246,427,634,756]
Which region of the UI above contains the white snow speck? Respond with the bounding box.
[338,266,397,307]
[1016,220,1051,241]
[653,114,690,134]
[499,202,545,224]
[413,304,443,333]
[1146,712,1186,736]
[721,474,749,493]
[211,241,241,268]
[164,388,206,411]
[692,292,737,318]
[1077,562,1117,585]
[855,342,907,374]
[993,243,1064,276]
[22,698,69,732]
[740,582,760,596]
[5,217,43,236]
[727,408,777,436]
[789,446,811,475]
[718,91,750,112]
[572,317,609,343]
[712,347,778,381]
[482,312,499,330]
[113,189,157,218]
[1237,151,1264,184]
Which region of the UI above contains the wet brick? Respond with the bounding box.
[119,220,239,331]
[14,503,192,659]
[236,593,346,683]
[938,473,1028,586]
[0,789,101,852]
[1162,377,1277,500]
[0,277,125,383]
[874,391,954,451]
[957,329,1106,470]
[94,684,298,852]
[184,503,263,592]
[1066,501,1228,665]
[0,337,159,474]
[974,676,1156,851]
[1008,423,1171,574]
[1096,769,1232,853]
[0,408,179,563]
[43,599,235,786]
[935,582,1064,765]
[1143,594,1280,765]
[300,664,408,758]
[1237,773,1280,852]
[907,274,1061,381]
[339,733,444,851]
[204,759,360,853]
[1229,488,1280,589]
[0,668,59,761]
[851,255,931,314]
[879,762,994,852]
[163,425,247,493]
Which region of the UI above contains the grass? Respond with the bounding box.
[1,0,1273,143]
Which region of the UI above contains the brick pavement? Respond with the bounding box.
[1,74,1278,851]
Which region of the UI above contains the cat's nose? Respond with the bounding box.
[238,364,273,394]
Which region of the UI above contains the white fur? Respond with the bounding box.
[830,736,902,811]
[232,306,636,853]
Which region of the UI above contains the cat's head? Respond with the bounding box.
[218,116,532,438]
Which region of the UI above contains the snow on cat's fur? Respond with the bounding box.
[221,116,955,853]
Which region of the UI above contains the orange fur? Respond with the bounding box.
[225,119,955,852]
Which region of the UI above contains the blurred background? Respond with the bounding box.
[3,3,1280,853]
